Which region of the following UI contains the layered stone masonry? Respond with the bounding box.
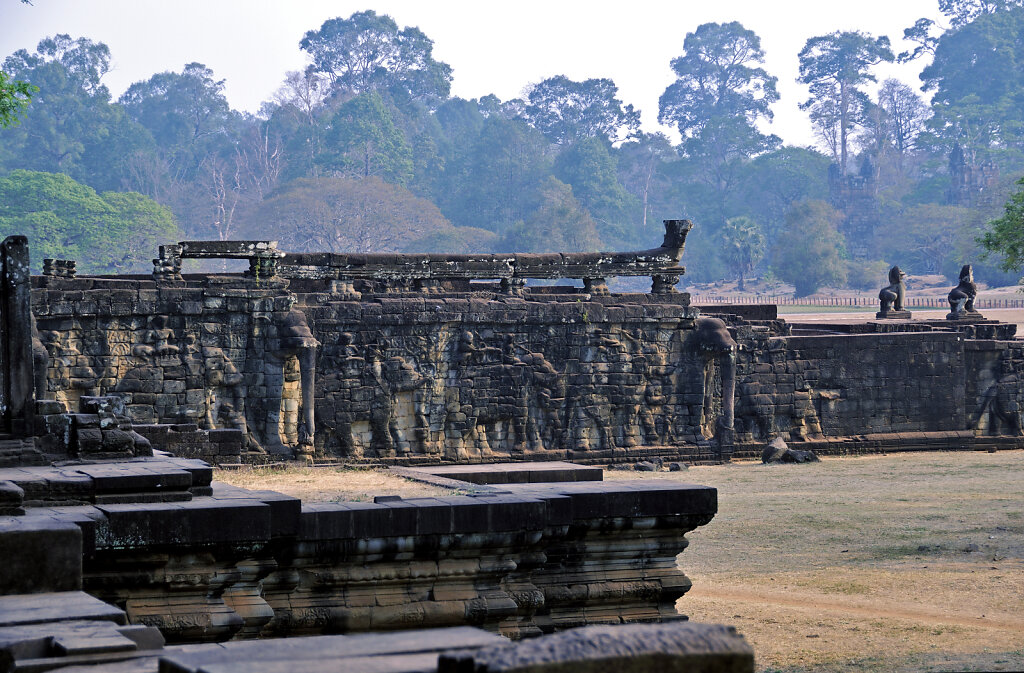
[8,476,715,643]
[31,273,750,463]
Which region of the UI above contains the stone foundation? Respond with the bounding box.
[2,465,715,643]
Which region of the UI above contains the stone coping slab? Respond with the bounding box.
[0,457,213,506]
[158,626,504,673]
[403,461,603,485]
[10,621,752,673]
[0,591,126,627]
[25,479,716,551]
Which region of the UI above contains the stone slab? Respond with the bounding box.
[0,517,82,593]
[191,653,441,673]
[158,626,504,673]
[407,462,603,485]
[0,592,125,627]
[437,622,754,673]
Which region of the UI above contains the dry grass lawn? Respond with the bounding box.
[615,451,1024,672]
[213,465,459,502]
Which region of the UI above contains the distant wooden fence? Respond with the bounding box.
[690,295,1024,309]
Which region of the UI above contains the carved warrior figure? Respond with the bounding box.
[878,266,907,314]
[947,264,980,319]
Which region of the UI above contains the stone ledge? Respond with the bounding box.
[0,457,212,506]
[0,517,82,594]
[403,461,603,485]
[0,591,124,627]
[439,622,754,673]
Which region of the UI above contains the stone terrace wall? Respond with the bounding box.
[965,338,1024,438]
[733,331,965,443]
[302,292,725,462]
[31,276,738,463]
[30,271,1024,463]
[32,276,306,458]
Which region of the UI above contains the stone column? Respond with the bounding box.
[1,236,35,437]
[297,346,316,451]
[651,274,680,295]
[717,351,736,446]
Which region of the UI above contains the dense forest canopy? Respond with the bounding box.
[2,3,1024,295]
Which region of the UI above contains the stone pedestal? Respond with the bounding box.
[875,310,912,320]
[946,311,985,321]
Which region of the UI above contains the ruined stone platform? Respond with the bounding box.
[1,474,716,642]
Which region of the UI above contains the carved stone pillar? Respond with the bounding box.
[501,277,526,296]
[0,236,35,437]
[651,274,680,295]
[153,245,183,281]
[583,277,610,295]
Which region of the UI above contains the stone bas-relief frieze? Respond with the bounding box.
[25,222,1024,465]
[314,317,713,461]
[28,221,747,463]
[31,276,323,460]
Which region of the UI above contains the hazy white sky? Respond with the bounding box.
[2,0,944,147]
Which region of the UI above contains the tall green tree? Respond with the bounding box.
[616,132,676,243]
[771,199,847,296]
[658,22,780,225]
[243,176,456,254]
[320,91,413,184]
[1,35,151,189]
[0,170,179,272]
[941,0,1024,27]
[444,116,552,233]
[553,137,638,246]
[299,11,452,106]
[120,62,233,152]
[0,70,36,127]
[798,31,894,175]
[876,79,929,167]
[521,76,640,145]
[501,176,601,253]
[979,176,1024,272]
[719,216,765,290]
[918,7,1024,168]
[737,146,831,240]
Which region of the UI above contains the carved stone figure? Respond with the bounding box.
[445,330,528,457]
[31,314,49,401]
[202,344,250,442]
[975,357,1023,436]
[877,266,911,319]
[368,350,428,455]
[947,264,981,320]
[691,318,738,444]
[260,308,319,456]
[132,315,180,360]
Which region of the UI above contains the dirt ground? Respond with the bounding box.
[614,452,1024,672]
[213,465,458,502]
